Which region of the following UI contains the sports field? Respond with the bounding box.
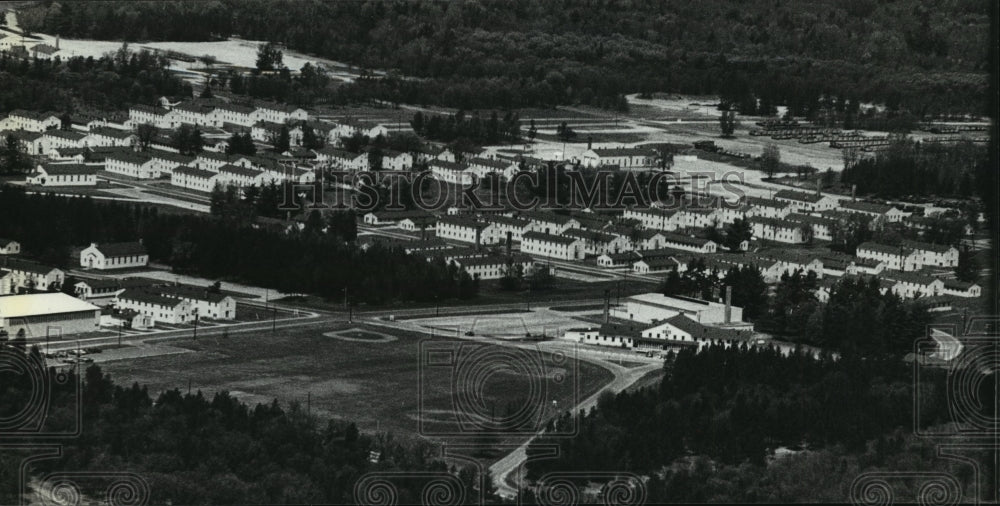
[100,322,615,446]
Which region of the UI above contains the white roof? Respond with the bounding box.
[626,292,733,312]
[0,293,99,319]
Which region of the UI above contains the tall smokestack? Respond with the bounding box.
[506,231,512,257]
[475,225,482,251]
[815,177,822,196]
[603,289,611,323]
[851,184,857,202]
[724,285,732,324]
[421,223,427,241]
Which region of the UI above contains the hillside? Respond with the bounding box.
[16,0,991,114]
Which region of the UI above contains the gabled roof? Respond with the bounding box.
[147,149,195,164]
[130,104,171,116]
[521,210,577,225]
[785,213,836,227]
[628,206,680,218]
[660,232,714,247]
[156,285,232,303]
[197,151,232,162]
[661,314,751,341]
[635,256,682,269]
[454,254,533,268]
[254,101,305,114]
[8,109,59,121]
[438,216,489,230]
[469,157,514,170]
[562,228,618,243]
[747,217,805,230]
[430,160,469,172]
[839,200,894,214]
[745,197,790,209]
[2,258,61,275]
[91,241,147,258]
[482,215,530,228]
[8,130,44,142]
[522,231,581,245]
[218,164,263,178]
[215,103,256,115]
[173,101,217,114]
[75,278,123,290]
[117,289,185,307]
[943,279,979,291]
[44,129,86,141]
[370,209,433,220]
[774,189,826,204]
[40,163,95,176]
[106,150,153,165]
[882,272,944,286]
[899,239,956,254]
[857,242,915,256]
[590,147,656,157]
[599,321,650,339]
[89,126,134,139]
[316,146,361,159]
[173,166,217,179]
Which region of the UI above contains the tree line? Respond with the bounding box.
[0,45,191,114]
[17,0,988,115]
[0,350,494,505]
[841,139,986,198]
[0,186,477,305]
[665,262,932,356]
[523,344,963,503]
[411,110,521,146]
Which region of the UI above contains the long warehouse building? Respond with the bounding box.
[0,293,101,339]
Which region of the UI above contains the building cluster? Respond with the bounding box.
[564,291,756,353]
[0,237,237,339]
[360,182,979,307]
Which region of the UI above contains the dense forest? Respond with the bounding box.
[0,45,191,114]
[17,0,990,114]
[841,139,987,198]
[523,345,978,503]
[0,187,477,304]
[663,263,932,355]
[0,351,491,504]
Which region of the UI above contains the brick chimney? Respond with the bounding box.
[815,176,822,196]
[475,225,482,251]
[851,184,857,202]
[505,231,512,257]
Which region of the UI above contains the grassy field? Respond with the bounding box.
[100,322,615,450]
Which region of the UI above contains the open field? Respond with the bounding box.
[99,322,615,446]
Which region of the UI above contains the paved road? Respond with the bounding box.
[488,357,661,499]
[362,302,664,500]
